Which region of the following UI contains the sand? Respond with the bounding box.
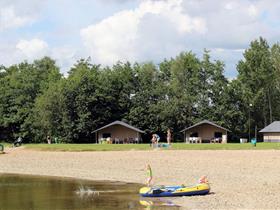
[1,147,280,210]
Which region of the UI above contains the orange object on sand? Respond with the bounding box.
[198,176,208,184]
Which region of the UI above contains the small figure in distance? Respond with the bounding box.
[167,128,172,145]
[154,133,160,144]
[198,175,208,184]
[151,134,160,148]
[146,164,153,187]
[151,134,156,148]
[14,136,22,147]
[47,135,51,144]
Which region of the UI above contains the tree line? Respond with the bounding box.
[1,37,280,143]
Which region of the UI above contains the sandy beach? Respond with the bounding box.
[1,147,280,210]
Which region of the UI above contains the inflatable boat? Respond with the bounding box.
[139,183,210,197]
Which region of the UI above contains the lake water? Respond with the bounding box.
[0,174,180,210]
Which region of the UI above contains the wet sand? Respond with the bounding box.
[1,148,280,209]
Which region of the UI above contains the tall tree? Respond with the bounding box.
[128,63,166,135]
[0,57,61,141]
[32,79,67,142]
[167,52,201,139]
[237,37,276,134]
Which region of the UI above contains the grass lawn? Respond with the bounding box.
[0,142,10,153]
[23,142,280,152]
[0,142,11,147]
[171,142,280,150]
[25,143,150,151]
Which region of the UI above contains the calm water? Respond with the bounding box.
[0,174,180,210]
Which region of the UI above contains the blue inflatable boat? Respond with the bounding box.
[139,183,210,197]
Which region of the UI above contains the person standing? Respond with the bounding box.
[154,134,160,144]
[146,164,153,187]
[167,128,172,145]
[14,136,22,147]
[151,134,160,148]
[151,134,156,148]
[47,135,51,144]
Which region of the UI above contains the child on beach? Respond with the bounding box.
[146,164,153,187]
[198,175,208,184]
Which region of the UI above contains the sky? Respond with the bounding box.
[1,0,280,78]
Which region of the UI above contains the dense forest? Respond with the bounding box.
[1,37,280,143]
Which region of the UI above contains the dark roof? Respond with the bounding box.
[180,120,230,132]
[259,121,280,133]
[93,121,145,133]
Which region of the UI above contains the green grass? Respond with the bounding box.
[171,142,280,150]
[0,142,10,147]
[23,142,280,152]
[0,142,10,153]
[25,143,151,151]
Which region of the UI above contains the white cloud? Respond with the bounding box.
[81,9,139,64]
[0,6,34,31]
[16,38,49,60]
[224,2,237,10]
[79,0,275,74]
[0,40,78,75]
[248,4,258,18]
[80,0,207,65]
[0,43,22,67]
[2,0,280,78]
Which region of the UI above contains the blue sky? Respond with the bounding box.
[1,0,280,78]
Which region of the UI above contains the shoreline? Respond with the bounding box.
[1,148,280,209]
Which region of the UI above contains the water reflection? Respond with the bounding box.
[0,174,181,210]
[139,198,180,208]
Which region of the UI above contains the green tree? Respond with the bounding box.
[32,80,67,142]
[0,57,61,141]
[128,63,166,135]
[165,52,201,140]
[237,37,277,135]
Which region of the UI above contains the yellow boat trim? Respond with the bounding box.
[139,183,210,195]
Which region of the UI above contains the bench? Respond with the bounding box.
[189,137,202,143]
[211,138,222,143]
